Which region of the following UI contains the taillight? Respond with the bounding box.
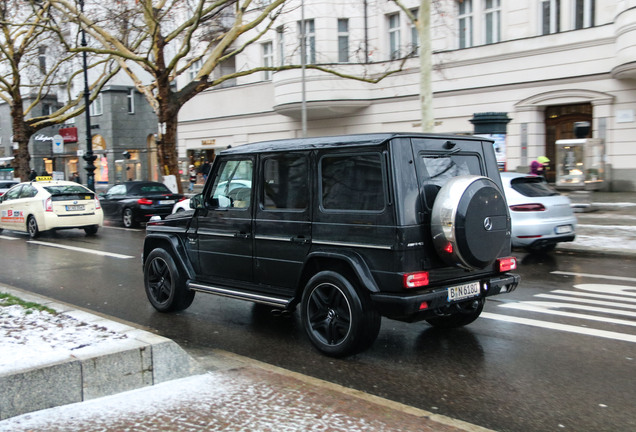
[44,197,53,212]
[137,198,153,205]
[177,196,188,202]
[509,203,546,212]
[497,257,517,272]
[403,272,429,289]
[95,195,101,209]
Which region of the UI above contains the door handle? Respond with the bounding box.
[291,236,311,244]
[234,232,251,239]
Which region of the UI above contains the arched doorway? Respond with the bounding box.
[544,103,592,182]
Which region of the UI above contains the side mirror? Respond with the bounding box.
[190,194,204,209]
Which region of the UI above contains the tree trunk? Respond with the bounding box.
[10,99,33,181]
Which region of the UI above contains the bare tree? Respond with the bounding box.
[0,0,117,181]
[391,0,434,132]
[49,0,408,193]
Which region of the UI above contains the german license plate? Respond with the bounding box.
[159,200,175,205]
[65,205,85,211]
[555,224,573,234]
[447,281,481,302]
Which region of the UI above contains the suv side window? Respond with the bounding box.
[210,159,253,209]
[262,153,308,210]
[320,153,385,211]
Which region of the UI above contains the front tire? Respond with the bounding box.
[144,248,194,312]
[301,270,381,357]
[27,216,40,238]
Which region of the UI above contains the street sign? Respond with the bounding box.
[52,134,64,154]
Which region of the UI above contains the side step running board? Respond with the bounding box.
[188,282,292,308]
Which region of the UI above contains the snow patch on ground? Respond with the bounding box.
[0,300,127,374]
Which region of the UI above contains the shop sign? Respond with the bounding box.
[59,127,78,143]
[202,139,216,146]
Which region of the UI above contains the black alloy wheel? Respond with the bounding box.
[144,248,194,312]
[301,270,381,357]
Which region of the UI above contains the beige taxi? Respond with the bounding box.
[0,179,103,238]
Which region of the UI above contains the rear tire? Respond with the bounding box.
[84,225,99,236]
[426,299,485,328]
[144,248,194,312]
[122,208,137,228]
[27,216,40,238]
[301,270,381,357]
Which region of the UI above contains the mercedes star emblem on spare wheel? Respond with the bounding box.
[483,217,493,231]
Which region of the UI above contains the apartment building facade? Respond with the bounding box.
[177,0,636,191]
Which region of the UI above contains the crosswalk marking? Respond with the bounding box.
[489,273,636,343]
[482,312,636,343]
[551,271,636,283]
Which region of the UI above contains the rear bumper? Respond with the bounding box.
[370,273,520,322]
[40,211,103,231]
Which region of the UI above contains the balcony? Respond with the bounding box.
[272,65,381,120]
[613,6,636,79]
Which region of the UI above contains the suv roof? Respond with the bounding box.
[222,133,489,155]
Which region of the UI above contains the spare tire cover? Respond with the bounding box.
[431,175,509,270]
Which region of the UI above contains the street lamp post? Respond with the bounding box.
[78,0,96,191]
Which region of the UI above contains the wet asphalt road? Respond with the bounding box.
[0,225,635,432]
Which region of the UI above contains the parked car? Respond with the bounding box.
[0,180,19,196]
[143,133,520,357]
[171,180,252,213]
[501,172,577,252]
[0,180,103,238]
[100,181,183,228]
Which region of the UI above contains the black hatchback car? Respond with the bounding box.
[100,181,183,228]
[142,133,520,357]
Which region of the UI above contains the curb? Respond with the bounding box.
[0,286,202,420]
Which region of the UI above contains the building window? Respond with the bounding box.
[262,42,273,80]
[127,89,135,114]
[484,0,501,44]
[277,26,285,65]
[410,8,419,56]
[188,58,202,81]
[298,19,315,64]
[575,0,594,29]
[541,0,560,35]
[338,19,349,63]
[38,46,47,74]
[89,94,103,116]
[458,0,473,49]
[388,13,401,60]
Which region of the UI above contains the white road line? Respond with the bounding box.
[551,271,636,283]
[548,289,636,303]
[101,225,144,232]
[0,235,19,240]
[26,240,135,259]
[535,294,636,311]
[481,312,636,343]
[499,301,636,325]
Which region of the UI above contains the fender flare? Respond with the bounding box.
[143,233,195,280]
[302,249,380,293]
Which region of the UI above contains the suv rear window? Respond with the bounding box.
[510,177,560,197]
[320,153,385,211]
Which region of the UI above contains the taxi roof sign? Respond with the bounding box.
[36,176,52,181]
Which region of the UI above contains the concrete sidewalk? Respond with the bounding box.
[0,286,489,432]
[1,190,634,431]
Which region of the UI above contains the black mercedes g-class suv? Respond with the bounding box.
[142,133,519,357]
